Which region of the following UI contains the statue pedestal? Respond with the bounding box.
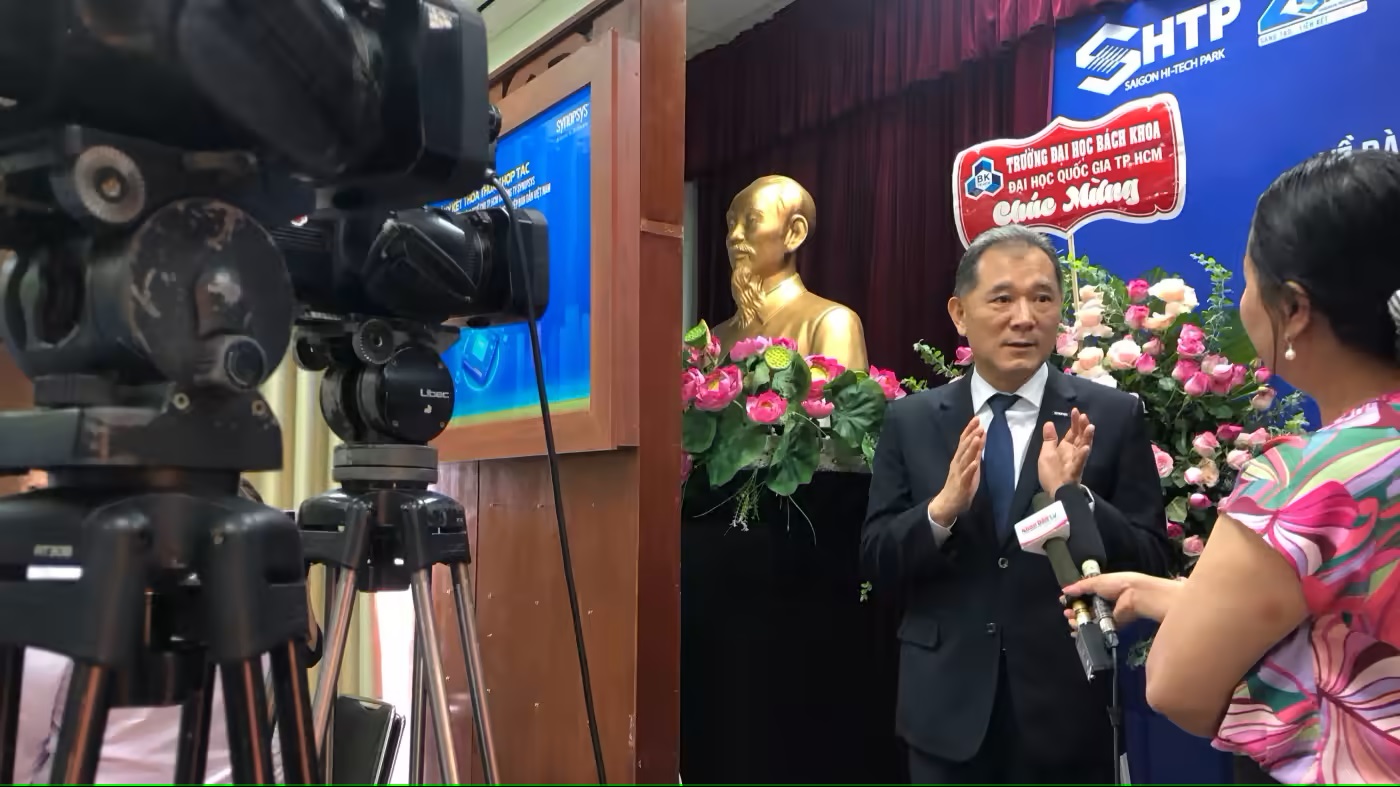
[679,470,904,784]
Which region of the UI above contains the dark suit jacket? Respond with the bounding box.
[861,366,1171,765]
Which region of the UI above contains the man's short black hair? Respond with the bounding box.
[954,226,1063,297]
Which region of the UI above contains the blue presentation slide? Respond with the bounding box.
[437,86,593,423]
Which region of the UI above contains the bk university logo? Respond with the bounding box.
[1258,0,1368,46]
[963,157,1005,199]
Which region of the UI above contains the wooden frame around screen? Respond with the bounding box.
[435,32,637,462]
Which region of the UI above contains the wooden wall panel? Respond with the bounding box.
[0,347,33,496]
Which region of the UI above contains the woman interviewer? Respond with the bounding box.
[1063,150,1400,784]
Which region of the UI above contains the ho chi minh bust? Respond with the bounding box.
[712,175,869,371]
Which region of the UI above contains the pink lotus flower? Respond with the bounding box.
[1184,466,1204,485]
[1216,424,1243,444]
[681,452,694,482]
[1127,279,1151,302]
[802,398,835,418]
[706,333,721,358]
[1191,431,1220,457]
[1183,372,1210,397]
[1105,338,1143,370]
[870,366,906,400]
[694,366,742,411]
[1252,387,1276,410]
[772,337,798,351]
[1142,338,1164,357]
[1171,359,1200,382]
[730,336,770,360]
[745,391,788,424]
[1189,493,1211,510]
[806,355,846,399]
[1183,535,1205,556]
[1151,444,1174,478]
[1226,449,1252,470]
[1056,329,1079,358]
[687,346,705,366]
[1240,428,1269,448]
[1134,354,1157,374]
[1254,366,1273,385]
[1166,521,1184,539]
[682,367,705,406]
[954,346,974,366]
[1124,304,1150,330]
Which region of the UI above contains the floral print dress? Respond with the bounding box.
[1214,392,1400,783]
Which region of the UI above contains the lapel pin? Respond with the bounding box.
[1053,411,1070,418]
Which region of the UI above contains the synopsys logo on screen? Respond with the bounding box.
[1258,0,1367,47]
[1075,1,1239,96]
[552,103,590,140]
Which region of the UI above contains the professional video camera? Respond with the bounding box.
[0,2,569,785]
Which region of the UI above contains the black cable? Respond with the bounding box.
[1110,646,1122,785]
[487,174,607,785]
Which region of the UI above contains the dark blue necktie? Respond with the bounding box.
[985,393,1019,540]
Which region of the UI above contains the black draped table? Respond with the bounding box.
[680,470,906,784]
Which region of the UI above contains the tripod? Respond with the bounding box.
[0,126,322,785]
[293,318,499,784]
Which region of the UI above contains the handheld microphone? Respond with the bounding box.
[1015,495,1112,680]
[1054,485,1119,649]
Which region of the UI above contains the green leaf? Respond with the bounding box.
[766,418,822,496]
[1166,496,1190,524]
[748,363,771,393]
[824,369,859,398]
[771,357,813,402]
[1157,377,1177,393]
[1210,403,1235,420]
[861,432,879,465]
[705,406,768,487]
[831,378,887,448]
[681,408,718,454]
[1216,309,1257,364]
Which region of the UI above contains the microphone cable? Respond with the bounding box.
[488,174,607,784]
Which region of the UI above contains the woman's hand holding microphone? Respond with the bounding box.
[1061,571,1187,633]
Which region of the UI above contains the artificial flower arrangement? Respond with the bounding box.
[681,320,906,530]
[910,253,1307,566]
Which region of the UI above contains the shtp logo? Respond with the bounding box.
[1075,1,1239,96]
[1258,0,1367,47]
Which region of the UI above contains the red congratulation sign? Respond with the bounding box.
[952,93,1186,248]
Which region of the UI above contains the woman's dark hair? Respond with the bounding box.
[238,477,264,503]
[1249,149,1400,366]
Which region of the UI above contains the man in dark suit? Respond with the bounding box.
[862,226,1172,784]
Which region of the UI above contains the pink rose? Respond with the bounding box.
[1124,304,1150,330]
[1166,521,1184,539]
[745,390,788,424]
[1127,279,1151,302]
[1177,335,1206,358]
[1183,371,1210,397]
[1073,346,1106,375]
[1191,431,1219,457]
[1197,458,1220,487]
[772,337,798,351]
[1105,338,1142,370]
[802,398,835,418]
[1171,359,1200,382]
[730,336,770,360]
[1077,306,1104,328]
[682,367,705,406]
[954,346,974,366]
[1241,428,1269,448]
[1179,324,1206,344]
[1254,366,1273,385]
[1252,387,1276,410]
[1143,313,1175,332]
[1189,493,1211,510]
[1151,444,1174,478]
[694,365,743,411]
[681,452,694,482]
[1184,466,1204,485]
[1226,449,1251,470]
[1134,354,1157,374]
[1230,364,1248,389]
[869,366,907,400]
[1056,329,1079,357]
[1216,424,1243,444]
[1142,337,1164,357]
[1182,535,1205,556]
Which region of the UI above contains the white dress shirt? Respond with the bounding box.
[929,365,1048,545]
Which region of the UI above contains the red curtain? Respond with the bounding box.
[689,21,1065,376]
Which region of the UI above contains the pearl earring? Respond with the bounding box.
[1284,341,1297,362]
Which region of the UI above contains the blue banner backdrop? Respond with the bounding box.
[1052,1,1394,781]
[436,86,593,424]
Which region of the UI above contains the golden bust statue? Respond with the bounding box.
[712,175,869,370]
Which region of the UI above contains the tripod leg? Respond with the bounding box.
[410,569,460,783]
[49,663,111,784]
[450,564,499,783]
[269,639,322,785]
[220,656,277,784]
[173,662,216,784]
[409,629,427,784]
[0,646,24,784]
[312,564,360,758]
